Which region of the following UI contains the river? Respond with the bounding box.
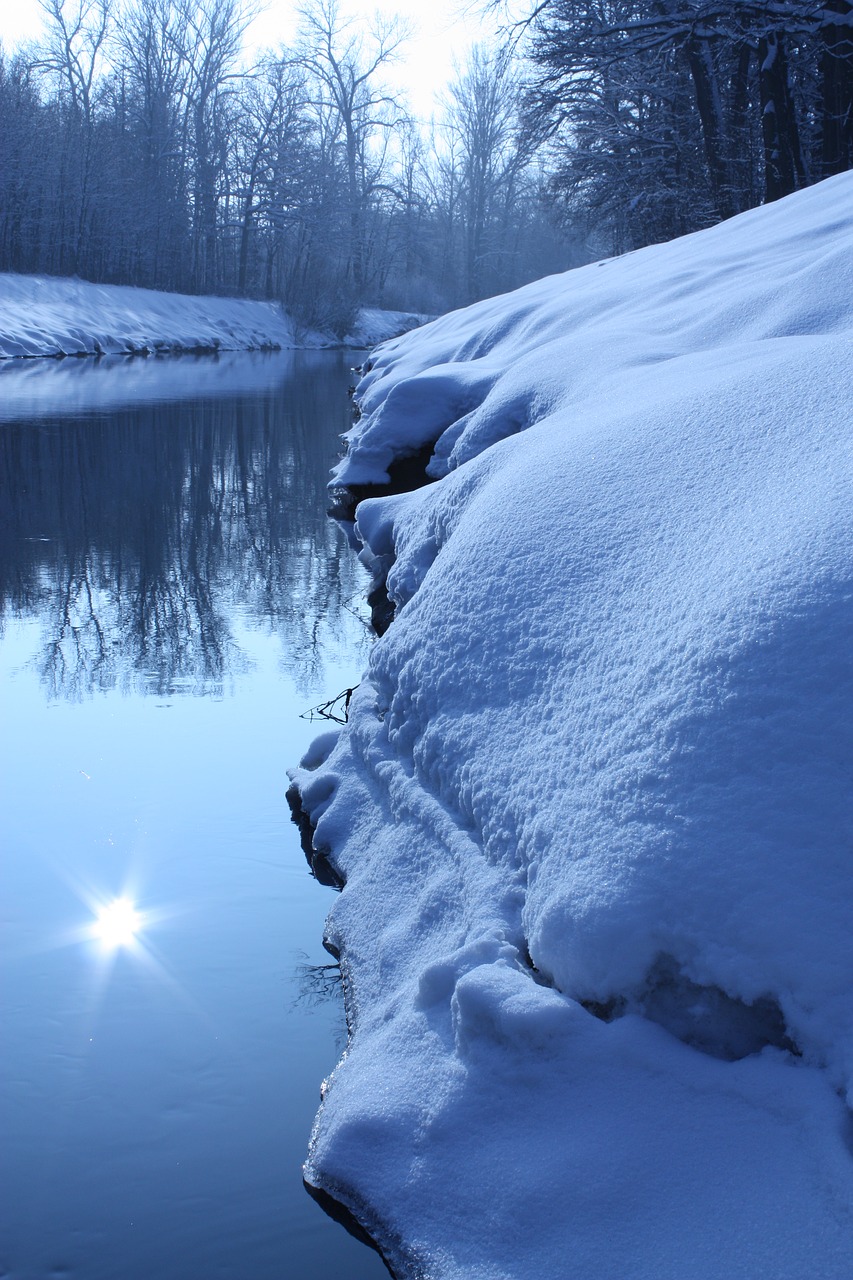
[0,351,389,1279]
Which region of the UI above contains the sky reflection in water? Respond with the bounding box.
[0,352,388,1280]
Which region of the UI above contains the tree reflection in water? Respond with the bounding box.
[0,352,367,699]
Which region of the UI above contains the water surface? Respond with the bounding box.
[0,352,388,1279]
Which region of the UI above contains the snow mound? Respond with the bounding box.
[292,173,853,1279]
[334,172,853,492]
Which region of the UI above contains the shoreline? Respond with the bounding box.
[0,271,425,360]
[285,172,853,1279]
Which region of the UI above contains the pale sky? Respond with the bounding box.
[0,0,505,120]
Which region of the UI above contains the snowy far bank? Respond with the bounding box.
[0,273,423,359]
[291,171,853,1280]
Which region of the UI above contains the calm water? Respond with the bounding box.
[0,351,389,1279]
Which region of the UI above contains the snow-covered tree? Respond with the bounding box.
[519,0,853,251]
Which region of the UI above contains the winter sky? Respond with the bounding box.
[1,0,500,121]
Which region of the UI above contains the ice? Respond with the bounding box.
[290,172,853,1277]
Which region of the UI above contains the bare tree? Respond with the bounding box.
[113,0,193,287]
[0,52,50,271]
[296,0,409,301]
[230,55,315,294]
[175,0,255,290]
[33,0,113,269]
[442,44,534,301]
[37,0,111,117]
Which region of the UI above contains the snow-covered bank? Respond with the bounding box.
[0,273,422,358]
[291,171,853,1279]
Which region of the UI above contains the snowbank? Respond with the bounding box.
[346,306,430,350]
[291,172,853,1279]
[0,273,423,358]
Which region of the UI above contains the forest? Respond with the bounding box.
[1,0,851,331]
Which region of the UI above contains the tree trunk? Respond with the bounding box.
[344,119,364,294]
[687,36,736,220]
[819,0,853,177]
[758,31,804,202]
[727,42,753,213]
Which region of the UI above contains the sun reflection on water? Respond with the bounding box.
[93,897,142,949]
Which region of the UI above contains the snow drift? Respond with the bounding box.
[291,172,853,1279]
[0,273,422,358]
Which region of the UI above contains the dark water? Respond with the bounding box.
[0,352,388,1280]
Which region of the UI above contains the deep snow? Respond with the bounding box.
[0,273,422,358]
[291,172,853,1279]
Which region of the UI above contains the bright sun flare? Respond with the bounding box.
[95,898,141,948]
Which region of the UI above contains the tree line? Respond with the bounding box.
[1,0,851,321]
[0,0,573,332]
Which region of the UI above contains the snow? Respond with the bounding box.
[0,272,423,359]
[290,172,853,1279]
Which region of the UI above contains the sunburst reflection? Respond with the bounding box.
[93,897,142,949]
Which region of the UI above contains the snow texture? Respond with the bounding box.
[291,171,853,1280]
[0,273,422,359]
